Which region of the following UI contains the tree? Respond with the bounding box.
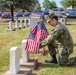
[42,0,57,9]
[0,0,38,21]
[50,1,57,9]
[42,0,51,9]
[34,3,41,10]
[60,0,76,8]
[60,0,67,8]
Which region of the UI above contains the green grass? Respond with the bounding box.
[0,24,76,75]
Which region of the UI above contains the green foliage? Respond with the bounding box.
[60,0,76,8]
[60,0,67,8]
[0,0,39,11]
[34,3,41,10]
[42,0,57,9]
[50,1,57,9]
[42,0,51,9]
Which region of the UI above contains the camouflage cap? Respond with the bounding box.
[46,13,55,23]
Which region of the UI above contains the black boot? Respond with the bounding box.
[44,55,57,64]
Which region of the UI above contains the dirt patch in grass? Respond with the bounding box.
[0,20,9,22]
[0,20,15,26]
[0,38,14,46]
[0,20,15,23]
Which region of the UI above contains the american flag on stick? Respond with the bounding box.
[25,22,49,53]
[36,22,49,41]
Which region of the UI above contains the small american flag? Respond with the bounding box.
[36,22,49,41]
[25,30,40,53]
[25,22,49,53]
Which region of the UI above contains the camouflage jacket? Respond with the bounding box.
[40,22,73,54]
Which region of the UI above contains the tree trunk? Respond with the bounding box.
[10,5,14,21]
[72,0,74,8]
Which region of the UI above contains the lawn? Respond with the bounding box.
[0,23,76,75]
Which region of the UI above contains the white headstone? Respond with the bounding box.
[28,19,30,26]
[19,20,23,27]
[59,18,63,23]
[15,20,18,29]
[10,47,20,74]
[22,40,29,63]
[8,21,12,30]
[24,19,26,27]
[63,16,67,25]
[30,16,40,30]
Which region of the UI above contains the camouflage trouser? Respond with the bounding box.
[48,41,76,66]
[48,41,57,56]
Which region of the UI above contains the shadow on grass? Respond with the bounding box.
[35,62,59,70]
[35,61,76,71]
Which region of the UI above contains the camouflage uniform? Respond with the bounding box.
[40,22,76,66]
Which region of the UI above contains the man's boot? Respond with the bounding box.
[44,55,57,64]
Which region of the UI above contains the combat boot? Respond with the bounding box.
[44,55,57,64]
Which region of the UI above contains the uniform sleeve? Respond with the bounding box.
[39,26,63,48]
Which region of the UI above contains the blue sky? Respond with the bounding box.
[39,0,62,7]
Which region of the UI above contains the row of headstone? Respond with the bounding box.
[7,15,69,32]
[4,39,38,75]
[7,15,41,31]
[7,19,30,31]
